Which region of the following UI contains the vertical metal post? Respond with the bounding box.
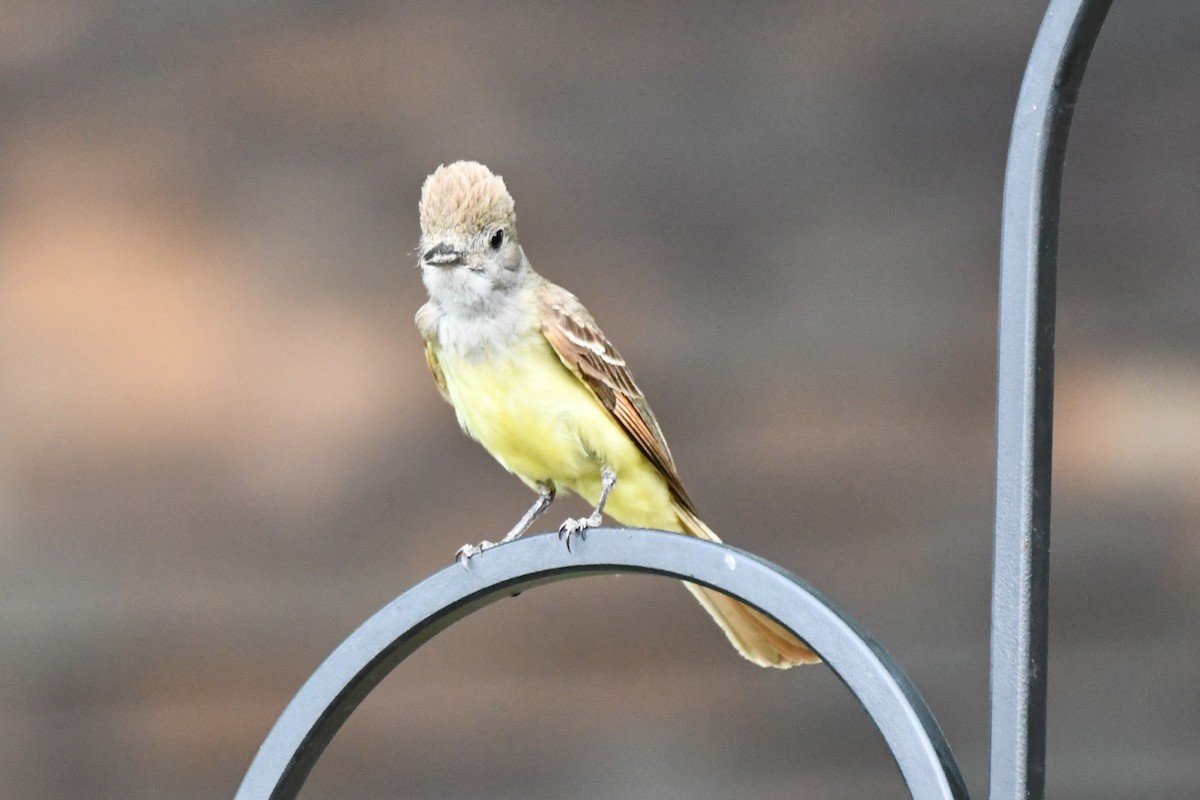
[991,1,1110,799]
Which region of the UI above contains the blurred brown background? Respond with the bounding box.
[2,2,1197,798]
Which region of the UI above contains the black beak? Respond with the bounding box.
[423,242,463,266]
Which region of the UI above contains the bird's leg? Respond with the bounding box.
[501,482,557,543]
[456,482,556,566]
[558,467,616,551]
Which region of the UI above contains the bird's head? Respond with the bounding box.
[417,161,527,314]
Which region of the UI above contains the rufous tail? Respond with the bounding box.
[673,504,821,668]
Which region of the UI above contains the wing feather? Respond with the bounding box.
[423,341,450,402]
[537,282,696,512]
[416,303,450,403]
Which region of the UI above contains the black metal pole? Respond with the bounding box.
[990,2,1110,798]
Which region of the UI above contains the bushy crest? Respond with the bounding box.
[419,161,516,237]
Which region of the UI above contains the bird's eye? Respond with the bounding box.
[489,229,505,250]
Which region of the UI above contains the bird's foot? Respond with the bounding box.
[557,513,601,552]
[455,540,498,568]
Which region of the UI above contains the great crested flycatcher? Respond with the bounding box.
[415,161,816,668]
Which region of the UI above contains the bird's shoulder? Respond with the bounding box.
[535,282,629,373]
[415,301,440,343]
[534,281,590,323]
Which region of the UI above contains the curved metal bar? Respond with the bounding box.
[235,529,967,800]
[992,1,1111,798]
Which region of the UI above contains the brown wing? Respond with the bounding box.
[537,282,696,513]
[423,340,450,402]
[415,303,450,403]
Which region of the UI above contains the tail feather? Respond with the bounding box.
[673,504,821,668]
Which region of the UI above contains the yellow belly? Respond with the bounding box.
[436,336,678,530]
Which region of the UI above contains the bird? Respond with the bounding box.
[414,160,818,668]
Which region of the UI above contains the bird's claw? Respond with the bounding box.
[455,540,497,568]
[557,515,599,552]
